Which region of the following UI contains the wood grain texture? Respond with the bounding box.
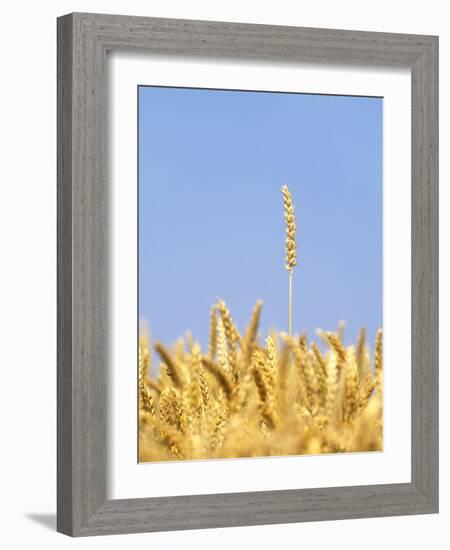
[410,36,439,506]
[57,13,74,535]
[57,12,439,537]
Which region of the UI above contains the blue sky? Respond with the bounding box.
[139,86,382,350]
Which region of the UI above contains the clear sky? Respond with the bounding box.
[139,86,382,350]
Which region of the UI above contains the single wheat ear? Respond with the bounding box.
[281,184,297,272]
[282,184,297,335]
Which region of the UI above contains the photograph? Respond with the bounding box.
[138,85,383,462]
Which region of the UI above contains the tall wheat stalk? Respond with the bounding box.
[282,185,297,336]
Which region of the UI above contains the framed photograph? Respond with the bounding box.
[57,12,438,536]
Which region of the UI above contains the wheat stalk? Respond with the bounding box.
[282,184,297,335]
[201,356,234,401]
[217,300,238,376]
[243,300,263,367]
[375,328,383,397]
[155,342,183,388]
[266,334,277,374]
[345,346,358,420]
[208,304,217,359]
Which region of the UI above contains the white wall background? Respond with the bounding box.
[0,1,447,547]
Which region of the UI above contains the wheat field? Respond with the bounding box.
[138,306,383,462]
[139,186,382,462]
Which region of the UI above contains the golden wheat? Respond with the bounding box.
[282,184,297,272]
[138,185,382,461]
[139,303,383,462]
[282,184,297,336]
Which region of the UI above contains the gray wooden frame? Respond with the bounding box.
[57,12,438,537]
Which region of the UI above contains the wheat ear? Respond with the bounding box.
[208,304,217,359]
[154,342,183,388]
[375,328,383,397]
[282,185,297,335]
[201,356,234,400]
[217,300,238,377]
